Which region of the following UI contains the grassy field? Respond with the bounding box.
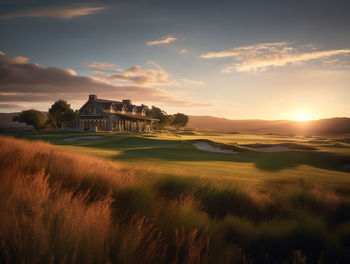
[8,129,350,188]
[1,130,350,263]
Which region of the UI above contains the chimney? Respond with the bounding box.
[89,95,97,101]
[122,99,132,105]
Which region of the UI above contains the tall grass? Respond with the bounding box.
[0,136,350,263]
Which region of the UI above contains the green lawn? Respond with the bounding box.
[6,129,350,189]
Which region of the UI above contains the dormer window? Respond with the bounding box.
[132,109,136,115]
[142,110,145,116]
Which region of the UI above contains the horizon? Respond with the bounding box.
[1,0,349,121]
[3,109,350,123]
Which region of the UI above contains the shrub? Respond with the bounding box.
[161,194,209,231]
[199,187,259,219]
[155,175,198,198]
[112,185,157,217]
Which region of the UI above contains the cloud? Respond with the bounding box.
[180,49,188,54]
[180,78,204,85]
[221,65,235,74]
[236,49,350,72]
[94,62,178,87]
[0,51,205,108]
[82,62,116,71]
[200,42,350,72]
[0,103,28,109]
[84,60,203,87]
[65,69,78,76]
[146,35,177,45]
[0,5,107,20]
[84,59,204,87]
[200,42,289,59]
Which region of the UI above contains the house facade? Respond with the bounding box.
[78,95,158,132]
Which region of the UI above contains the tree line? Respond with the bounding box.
[143,105,189,129]
[13,100,189,131]
[13,100,76,131]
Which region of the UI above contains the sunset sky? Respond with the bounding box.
[0,0,349,120]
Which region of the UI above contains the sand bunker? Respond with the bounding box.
[252,146,292,152]
[63,136,104,141]
[192,142,238,154]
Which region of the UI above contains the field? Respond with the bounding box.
[10,129,350,188]
[1,130,350,263]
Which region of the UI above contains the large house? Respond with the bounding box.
[78,95,159,132]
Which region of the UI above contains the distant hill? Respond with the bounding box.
[188,116,350,136]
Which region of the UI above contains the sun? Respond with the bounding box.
[294,110,310,121]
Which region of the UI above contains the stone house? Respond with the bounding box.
[78,95,158,132]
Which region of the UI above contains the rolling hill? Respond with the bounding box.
[188,116,350,136]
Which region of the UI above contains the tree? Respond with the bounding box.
[146,106,172,129]
[171,113,189,129]
[13,109,46,131]
[48,100,76,130]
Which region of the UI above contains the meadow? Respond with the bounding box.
[1,130,350,263]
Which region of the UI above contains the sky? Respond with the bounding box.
[0,0,349,120]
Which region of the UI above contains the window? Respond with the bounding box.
[86,106,96,115]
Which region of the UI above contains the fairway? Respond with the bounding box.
[9,130,350,188]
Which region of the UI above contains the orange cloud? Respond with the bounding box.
[235,49,350,72]
[0,51,206,108]
[82,62,116,71]
[200,42,289,59]
[180,78,204,85]
[146,35,177,45]
[98,64,177,86]
[0,5,107,19]
[201,42,350,72]
[85,60,203,88]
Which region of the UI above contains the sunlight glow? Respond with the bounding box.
[294,110,310,121]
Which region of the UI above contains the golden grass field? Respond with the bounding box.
[1,130,350,263]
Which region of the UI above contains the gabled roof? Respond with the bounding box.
[80,96,153,118]
[125,104,137,112]
[137,106,146,112]
[93,99,126,112]
[95,101,113,110]
[114,103,126,111]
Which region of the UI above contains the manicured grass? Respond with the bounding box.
[7,130,350,189]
